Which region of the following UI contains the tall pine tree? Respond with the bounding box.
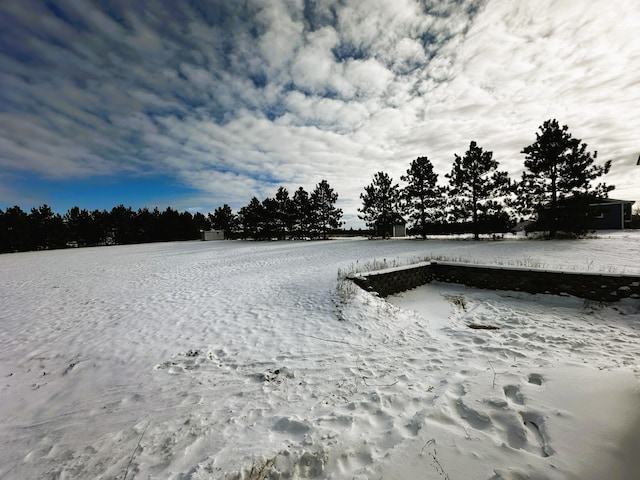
[401,156,445,238]
[209,204,237,239]
[446,141,511,240]
[516,119,613,237]
[238,197,263,240]
[310,180,343,240]
[358,171,401,238]
[274,186,294,240]
[292,187,312,239]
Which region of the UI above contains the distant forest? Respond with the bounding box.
[0,204,209,253]
[0,179,347,253]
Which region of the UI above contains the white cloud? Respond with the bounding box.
[290,26,343,94]
[343,58,394,97]
[0,117,111,178]
[392,37,428,72]
[281,90,370,132]
[255,0,304,75]
[179,63,215,91]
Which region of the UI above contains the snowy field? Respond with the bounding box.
[1,233,640,479]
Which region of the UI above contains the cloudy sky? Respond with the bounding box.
[1,0,639,227]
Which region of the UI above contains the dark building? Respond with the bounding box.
[591,198,635,230]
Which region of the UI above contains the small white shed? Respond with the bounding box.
[391,213,407,237]
[392,221,406,238]
[201,229,224,241]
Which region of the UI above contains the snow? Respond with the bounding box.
[1,233,639,479]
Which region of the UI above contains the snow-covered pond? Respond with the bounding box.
[1,234,639,479]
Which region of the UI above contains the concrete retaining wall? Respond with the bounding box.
[350,261,434,297]
[349,261,640,302]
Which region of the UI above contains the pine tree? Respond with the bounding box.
[90,209,110,245]
[109,205,137,244]
[209,204,237,239]
[516,119,613,237]
[292,187,312,239]
[261,197,279,240]
[358,171,401,238]
[3,205,31,251]
[65,206,98,246]
[135,207,159,243]
[158,207,181,242]
[310,180,343,240]
[30,204,66,249]
[192,212,211,237]
[401,156,445,238]
[446,141,511,240]
[238,197,263,240]
[274,187,294,240]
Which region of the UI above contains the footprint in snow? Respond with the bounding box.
[520,411,553,457]
[527,373,543,385]
[503,385,525,405]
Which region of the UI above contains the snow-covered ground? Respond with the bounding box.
[1,233,639,479]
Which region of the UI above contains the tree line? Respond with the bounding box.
[207,179,343,240]
[0,204,211,253]
[360,119,614,239]
[0,119,620,253]
[0,179,344,253]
